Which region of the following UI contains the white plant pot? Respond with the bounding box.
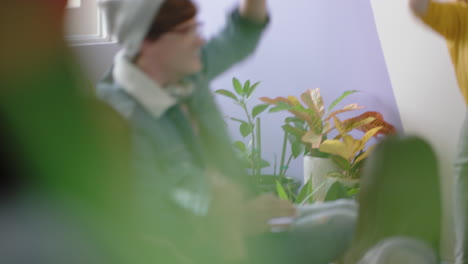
[303,155,341,202]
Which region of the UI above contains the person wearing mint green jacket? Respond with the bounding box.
[409,0,468,263]
[97,0,358,263]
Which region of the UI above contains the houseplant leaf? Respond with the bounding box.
[287,96,302,106]
[361,126,383,145]
[347,188,359,197]
[230,117,249,124]
[291,141,305,158]
[247,81,261,98]
[282,124,306,137]
[299,181,328,205]
[296,179,313,204]
[354,144,377,164]
[261,96,315,124]
[309,88,325,117]
[326,104,364,121]
[324,180,348,201]
[276,180,289,200]
[233,77,244,95]
[259,96,292,106]
[243,80,251,94]
[252,104,269,119]
[319,139,351,160]
[344,116,376,133]
[333,116,347,136]
[233,141,247,152]
[342,111,396,135]
[269,101,293,112]
[300,89,316,111]
[215,89,238,102]
[301,130,323,149]
[326,171,346,179]
[240,122,253,137]
[343,135,362,158]
[260,159,271,168]
[331,155,351,171]
[323,121,332,135]
[300,88,325,118]
[327,90,359,113]
[308,116,323,135]
[285,117,306,128]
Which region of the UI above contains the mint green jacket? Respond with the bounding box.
[97,10,268,255]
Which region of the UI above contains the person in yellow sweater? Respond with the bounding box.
[410,0,468,263]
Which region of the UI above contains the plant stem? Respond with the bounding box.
[279,130,288,177]
[241,101,256,174]
[282,154,293,177]
[256,117,262,176]
[273,154,277,176]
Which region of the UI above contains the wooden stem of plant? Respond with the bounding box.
[279,130,288,177]
[256,117,262,176]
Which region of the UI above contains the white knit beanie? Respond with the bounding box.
[98,0,165,59]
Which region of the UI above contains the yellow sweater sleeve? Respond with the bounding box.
[421,1,467,40]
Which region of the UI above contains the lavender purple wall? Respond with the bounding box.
[73,0,402,182]
[195,0,402,181]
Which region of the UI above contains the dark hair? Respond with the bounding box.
[344,135,441,263]
[145,0,197,41]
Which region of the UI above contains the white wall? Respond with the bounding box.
[370,0,465,261]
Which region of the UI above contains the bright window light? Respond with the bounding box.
[67,0,81,8]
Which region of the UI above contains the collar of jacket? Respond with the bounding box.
[112,50,194,119]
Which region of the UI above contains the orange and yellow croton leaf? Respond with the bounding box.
[302,130,323,149]
[354,144,377,164]
[260,96,315,125]
[342,111,396,136]
[302,88,325,117]
[325,104,364,121]
[319,139,351,160]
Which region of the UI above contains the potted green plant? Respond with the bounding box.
[313,115,392,201]
[215,78,300,196]
[260,88,396,201]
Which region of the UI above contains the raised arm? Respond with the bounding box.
[240,0,268,23]
[201,0,269,81]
